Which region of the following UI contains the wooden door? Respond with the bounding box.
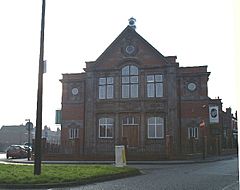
[122,125,139,147]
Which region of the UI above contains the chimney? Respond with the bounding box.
[226,107,232,116]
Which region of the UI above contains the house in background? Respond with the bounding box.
[222,108,238,149]
[41,126,61,144]
[0,125,29,151]
[0,124,61,152]
[59,18,238,160]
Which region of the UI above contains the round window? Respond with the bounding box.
[187,83,197,91]
[125,45,135,55]
[71,88,79,95]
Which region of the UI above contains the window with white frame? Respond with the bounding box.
[99,118,114,138]
[188,127,198,139]
[122,65,139,98]
[122,116,137,125]
[147,74,163,97]
[148,117,164,138]
[98,77,114,99]
[69,128,79,139]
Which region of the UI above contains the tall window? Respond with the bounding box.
[69,128,79,139]
[122,65,138,98]
[148,117,164,138]
[188,127,198,139]
[98,77,114,99]
[99,118,114,138]
[147,74,163,97]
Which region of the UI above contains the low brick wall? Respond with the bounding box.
[42,150,169,161]
[42,147,238,161]
[221,148,238,155]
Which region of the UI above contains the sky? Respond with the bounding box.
[0,0,239,131]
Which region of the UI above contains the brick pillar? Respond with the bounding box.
[203,136,207,158]
[166,135,173,159]
[217,135,221,156]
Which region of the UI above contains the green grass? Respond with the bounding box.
[0,164,140,185]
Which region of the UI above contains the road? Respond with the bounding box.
[50,157,239,190]
[0,153,238,190]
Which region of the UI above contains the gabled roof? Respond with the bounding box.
[99,26,169,62]
[86,25,171,70]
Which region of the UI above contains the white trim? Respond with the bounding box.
[68,128,79,139]
[147,117,164,139]
[121,65,139,99]
[188,127,198,139]
[98,77,114,100]
[98,118,114,138]
[147,74,163,98]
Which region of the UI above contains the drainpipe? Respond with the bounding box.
[82,80,86,154]
[177,79,182,154]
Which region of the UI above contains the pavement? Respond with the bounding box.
[1,153,238,165]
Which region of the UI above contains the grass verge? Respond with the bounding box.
[0,164,140,187]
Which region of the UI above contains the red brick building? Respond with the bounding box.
[59,19,237,160]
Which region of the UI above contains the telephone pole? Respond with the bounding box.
[34,0,46,175]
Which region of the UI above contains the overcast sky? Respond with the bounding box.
[0,0,239,130]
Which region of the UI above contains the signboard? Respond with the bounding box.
[55,110,62,124]
[25,122,33,131]
[43,60,47,73]
[209,106,219,123]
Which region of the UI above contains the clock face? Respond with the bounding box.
[187,82,197,91]
[71,88,79,95]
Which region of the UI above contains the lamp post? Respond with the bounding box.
[34,0,46,175]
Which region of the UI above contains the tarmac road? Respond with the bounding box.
[0,153,238,190]
[47,156,239,190]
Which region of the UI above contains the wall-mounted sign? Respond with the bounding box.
[55,110,62,124]
[209,106,219,123]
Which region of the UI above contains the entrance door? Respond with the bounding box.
[122,125,139,147]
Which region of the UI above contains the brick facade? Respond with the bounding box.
[59,24,238,160]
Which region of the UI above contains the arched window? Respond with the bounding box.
[99,118,114,138]
[68,128,79,139]
[121,65,139,98]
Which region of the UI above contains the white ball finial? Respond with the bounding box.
[128,17,136,30]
